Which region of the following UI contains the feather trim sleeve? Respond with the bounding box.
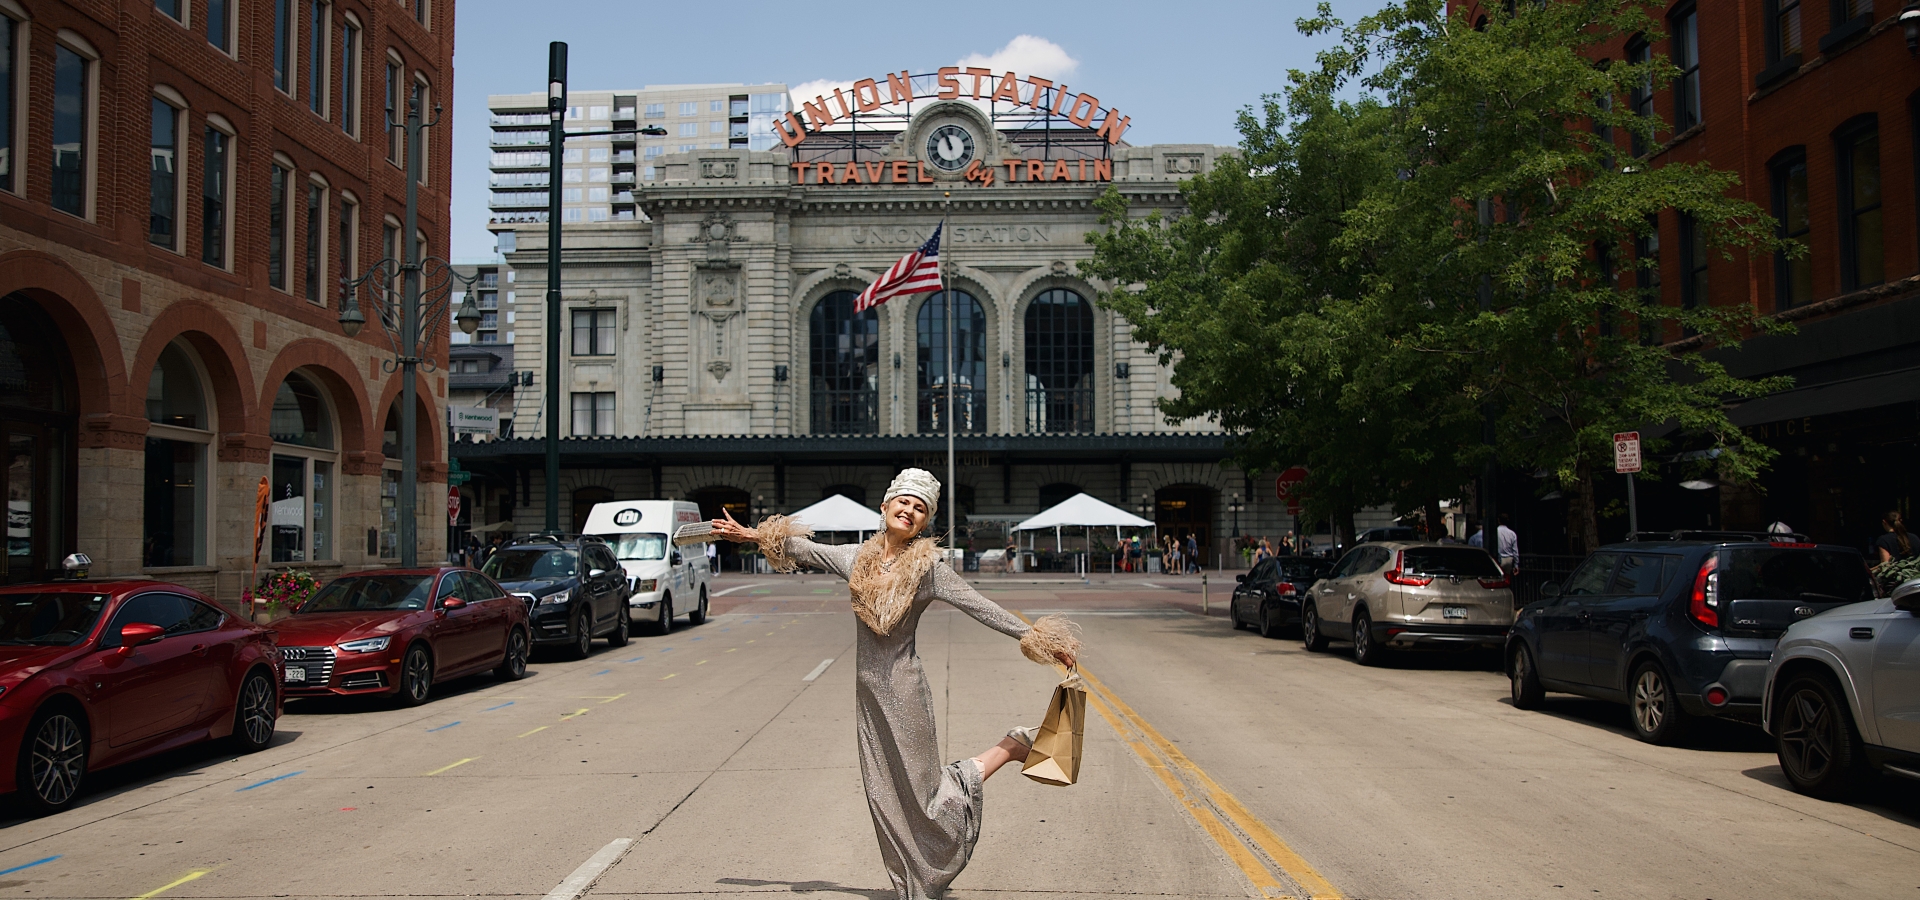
[1019,614,1081,666]
[754,515,814,573]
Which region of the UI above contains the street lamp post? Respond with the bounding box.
[337,95,481,568]
[1228,492,1244,539]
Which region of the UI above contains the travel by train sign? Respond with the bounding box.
[773,67,1133,149]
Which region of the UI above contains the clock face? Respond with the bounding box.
[925,124,975,171]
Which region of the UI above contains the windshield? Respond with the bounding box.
[602,533,669,561]
[1720,548,1874,605]
[0,593,108,646]
[1280,561,1334,580]
[1401,547,1504,578]
[301,575,433,612]
[483,548,578,581]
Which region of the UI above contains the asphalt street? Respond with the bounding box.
[1,572,1916,900]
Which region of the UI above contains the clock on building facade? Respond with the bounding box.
[924,124,976,171]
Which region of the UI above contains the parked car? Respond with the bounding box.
[1507,531,1875,744]
[582,500,713,634]
[1301,542,1514,664]
[1230,555,1335,637]
[272,568,530,706]
[481,535,632,658]
[0,580,281,814]
[1355,526,1419,544]
[1762,577,1920,798]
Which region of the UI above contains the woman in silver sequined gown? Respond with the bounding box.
[712,471,1077,900]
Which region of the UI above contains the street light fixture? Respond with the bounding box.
[337,94,480,568]
[1903,2,1920,54]
[1228,492,1245,538]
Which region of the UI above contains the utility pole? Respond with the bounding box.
[544,42,566,533]
[1478,197,1498,557]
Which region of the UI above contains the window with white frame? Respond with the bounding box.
[273,0,296,94]
[201,119,232,268]
[207,0,232,53]
[571,392,614,436]
[144,341,212,567]
[338,191,358,307]
[385,55,402,163]
[150,95,185,250]
[269,371,336,564]
[340,15,360,136]
[51,37,94,218]
[304,177,328,304]
[308,0,330,117]
[268,159,292,291]
[0,11,20,194]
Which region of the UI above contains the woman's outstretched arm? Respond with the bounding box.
[928,564,1078,667]
[709,510,854,578]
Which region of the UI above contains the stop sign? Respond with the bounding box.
[1274,467,1309,516]
[448,491,462,526]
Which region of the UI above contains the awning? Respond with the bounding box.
[788,494,883,532]
[1015,493,1155,530]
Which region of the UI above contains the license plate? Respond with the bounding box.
[1443,607,1468,620]
[284,666,307,683]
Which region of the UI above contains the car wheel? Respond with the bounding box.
[655,594,674,636]
[494,628,529,681]
[565,609,593,660]
[607,604,631,647]
[229,669,278,753]
[1301,599,1328,652]
[397,645,434,706]
[1628,659,1690,745]
[1774,671,1868,799]
[688,587,709,626]
[15,705,87,815]
[1228,597,1244,630]
[1352,610,1387,667]
[1258,604,1282,639]
[1510,644,1545,711]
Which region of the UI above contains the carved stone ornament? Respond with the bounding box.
[1163,154,1204,175]
[706,359,732,379]
[700,270,738,308]
[688,211,745,243]
[833,262,852,279]
[700,158,739,179]
[1050,260,1069,276]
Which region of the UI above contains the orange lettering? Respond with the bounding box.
[815,161,836,184]
[916,161,933,183]
[886,70,913,104]
[1076,159,1085,180]
[990,71,1021,104]
[864,161,885,183]
[1051,159,1071,181]
[1096,110,1130,145]
[774,113,807,148]
[1026,76,1054,110]
[965,67,992,98]
[1092,159,1111,181]
[891,160,910,183]
[1027,159,1044,181]
[937,67,961,100]
[842,161,863,184]
[1051,84,1071,115]
[1003,159,1022,182]
[790,161,809,183]
[1067,94,1099,127]
[802,96,838,130]
[853,79,883,113]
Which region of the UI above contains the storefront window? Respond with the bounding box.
[143,342,209,567]
[0,295,76,584]
[269,371,335,563]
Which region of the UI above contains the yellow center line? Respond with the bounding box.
[747,640,756,644]
[1013,612,1342,900]
[423,757,477,776]
[578,693,628,703]
[661,673,678,680]
[127,869,211,900]
[726,648,738,653]
[518,726,549,738]
[697,659,708,665]
[560,708,590,720]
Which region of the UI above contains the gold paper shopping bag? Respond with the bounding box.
[1021,671,1086,786]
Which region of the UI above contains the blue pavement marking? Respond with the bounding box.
[690,636,703,641]
[661,647,674,652]
[0,856,59,876]
[592,669,611,676]
[427,721,461,732]
[484,701,515,711]
[622,655,646,662]
[236,770,306,791]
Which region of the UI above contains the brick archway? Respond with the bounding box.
[256,339,372,468]
[374,373,444,483]
[0,249,128,443]
[126,300,257,435]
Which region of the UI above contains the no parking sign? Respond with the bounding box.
[1613,432,1642,474]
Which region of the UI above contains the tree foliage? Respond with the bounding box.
[1083,0,1792,551]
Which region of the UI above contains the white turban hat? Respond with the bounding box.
[883,468,941,518]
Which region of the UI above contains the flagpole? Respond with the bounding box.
[941,192,954,556]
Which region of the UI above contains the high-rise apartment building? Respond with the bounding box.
[486,84,790,228]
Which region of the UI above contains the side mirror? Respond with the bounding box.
[441,597,468,610]
[587,568,607,579]
[1235,574,1246,584]
[1541,582,1562,600]
[670,551,683,566]
[117,622,165,654]
[1893,578,1920,613]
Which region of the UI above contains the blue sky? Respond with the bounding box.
[447,0,1391,260]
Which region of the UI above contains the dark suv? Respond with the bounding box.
[1229,555,1335,637]
[481,535,633,659]
[1506,531,1875,744]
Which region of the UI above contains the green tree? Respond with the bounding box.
[1086,0,1792,553]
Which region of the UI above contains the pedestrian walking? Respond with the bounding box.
[1470,514,1519,573]
[1184,533,1200,573]
[1875,511,1914,564]
[710,468,1079,900]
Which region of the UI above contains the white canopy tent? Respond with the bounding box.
[1014,493,1157,575]
[789,494,884,537]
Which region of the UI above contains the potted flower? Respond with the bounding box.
[249,570,319,623]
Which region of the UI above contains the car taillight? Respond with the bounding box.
[1478,575,1511,589]
[1273,583,1295,596]
[1689,555,1720,629]
[1384,551,1433,586]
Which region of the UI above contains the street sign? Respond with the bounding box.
[448,405,498,435]
[448,491,462,526]
[1614,432,1642,474]
[1275,467,1309,516]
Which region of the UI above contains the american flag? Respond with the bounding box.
[854,224,943,313]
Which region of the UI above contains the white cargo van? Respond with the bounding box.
[582,500,713,634]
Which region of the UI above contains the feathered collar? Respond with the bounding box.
[846,532,942,636]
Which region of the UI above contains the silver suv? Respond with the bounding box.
[1762,578,1920,798]
[1302,541,1515,665]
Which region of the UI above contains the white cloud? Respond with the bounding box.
[956,35,1078,81]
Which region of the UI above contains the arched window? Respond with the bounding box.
[0,294,77,584]
[144,342,211,567]
[269,371,335,563]
[1024,289,1094,432]
[916,290,985,433]
[808,290,879,434]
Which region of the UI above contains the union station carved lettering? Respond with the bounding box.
[849,225,1054,245]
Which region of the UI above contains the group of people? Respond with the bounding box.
[451,531,506,569]
[1248,531,1314,564]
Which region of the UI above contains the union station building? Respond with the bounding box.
[460,73,1311,562]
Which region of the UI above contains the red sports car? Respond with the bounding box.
[272,568,530,705]
[0,580,282,815]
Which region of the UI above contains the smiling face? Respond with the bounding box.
[882,495,930,540]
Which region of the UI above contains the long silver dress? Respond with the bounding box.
[775,534,1041,900]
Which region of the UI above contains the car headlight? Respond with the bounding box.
[635,579,657,592]
[536,589,572,606]
[337,637,392,653]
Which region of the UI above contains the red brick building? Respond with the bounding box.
[0,0,455,600]
[1462,0,1920,552]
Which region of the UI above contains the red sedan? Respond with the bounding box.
[0,580,282,815]
[272,568,530,705]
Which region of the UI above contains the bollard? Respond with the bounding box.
[1202,573,1208,616]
